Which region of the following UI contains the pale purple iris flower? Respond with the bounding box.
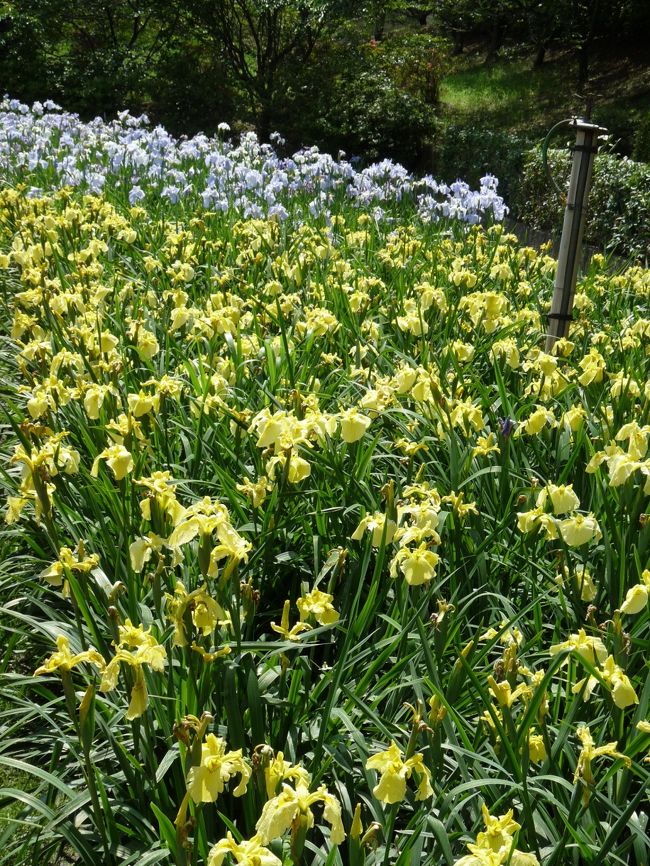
[0,97,508,226]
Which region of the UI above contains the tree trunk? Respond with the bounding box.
[578,42,590,84]
[257,90,274,142]
[373,9,386,41]
[577,0,599,84]
[533,43,546,68]
[484,22,502,64]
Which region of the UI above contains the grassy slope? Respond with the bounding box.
[436,43,650,258]
[439,43,650,144]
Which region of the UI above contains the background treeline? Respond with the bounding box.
[1,0,649,257]
[1,0,648,159]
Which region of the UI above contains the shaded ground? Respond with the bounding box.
[440,43,650,140]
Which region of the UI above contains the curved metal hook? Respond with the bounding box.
[541,118,575,196]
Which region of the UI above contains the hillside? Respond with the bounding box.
[440,42,650,152]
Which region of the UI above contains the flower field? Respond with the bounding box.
[0,99,649,866]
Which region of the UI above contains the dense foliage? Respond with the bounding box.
[0,0,447,160]
[432,125,528,209]
[1,101,649,866]
[1,0,648,164]
[517,146,650,262]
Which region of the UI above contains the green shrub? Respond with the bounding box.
[145,39,238,137]
[0,8,51,106]
[632,109,650,163]
[591,104,639,157]
[327,67,439,165]
[516,145,650,261]
[368,31,450,105]
[272,28,448,167]
[431,122,529,201]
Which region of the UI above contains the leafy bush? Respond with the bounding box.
[273,28,448,166]
[368,31,450,105]
[431,122,529,201]
[590,105,635,156]
[146,38,238,137]
[517,145,650,261]
[326,66,438,165]
[0,8,51,106]
[632,109,650,163]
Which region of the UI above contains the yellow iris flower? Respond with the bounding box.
[261,750,311,799]
[573,655,639,709]
[574,725,630,804]
[453,804,540,866]
[487,676,531,709]
[165,581,230,646]
[186,734,251,803]
[91,444,134,481]
[365,740,433,804]
[271,600,312,641]
[255,780,344,845]
[389,544,440,586]
[351,512,397,547]
[339,407,372,443]
[99,620,166,720]
[557,513,602,547]
[296,588,339,626]
[620,570,650,615]
[549,629,607,665]
[207,832,280,866]
[34,635,105,677]
[542,483,580,515]
[39,544,99,588]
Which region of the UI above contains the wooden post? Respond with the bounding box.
[545,119,605,352]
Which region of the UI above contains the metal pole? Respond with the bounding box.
[545,118,605,352]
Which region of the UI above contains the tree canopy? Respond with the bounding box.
[0,0,647,153]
